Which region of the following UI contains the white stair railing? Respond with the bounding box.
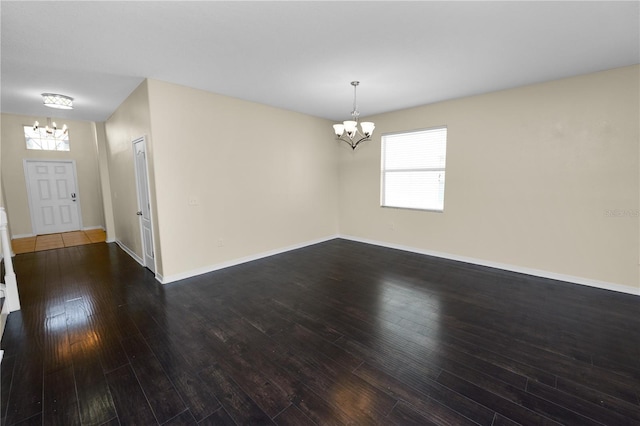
[0,207,20,312]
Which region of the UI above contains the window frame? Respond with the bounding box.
[23,125,70,152]
[380,126,448,212]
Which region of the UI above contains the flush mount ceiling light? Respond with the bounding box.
[333,81,375,150]
[41,93,74,110]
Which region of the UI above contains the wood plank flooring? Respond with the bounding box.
[11,229,107,254]
[1,239,639,425]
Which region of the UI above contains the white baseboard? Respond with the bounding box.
[340,235,640,296]
[0,297,8,354]
[114,232,639,296]
[11,233,34,240]
[115,240,144,266]
[83,225,106,231]
[160,235,339,284]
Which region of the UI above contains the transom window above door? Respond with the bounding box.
[23,125,70,151]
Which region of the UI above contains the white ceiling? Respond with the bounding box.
[1,1,639,123]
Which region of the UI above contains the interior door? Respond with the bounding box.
[133,137,155,273]
[24,160,81,235]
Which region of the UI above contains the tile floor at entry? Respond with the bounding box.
[11,229,107,254]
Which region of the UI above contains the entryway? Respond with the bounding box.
[11,229,106,254]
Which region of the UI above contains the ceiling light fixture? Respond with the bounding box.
[41,93,74,110]
[333,81,375,150]
[33,117,68,138]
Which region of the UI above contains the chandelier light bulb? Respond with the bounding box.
[32,117,70,139]
[343,120,357,137]
[360,122,375,137]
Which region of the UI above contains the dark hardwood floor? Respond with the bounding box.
[1,239,639,425]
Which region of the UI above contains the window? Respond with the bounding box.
[24,125,70,151]
[381,126,447,211]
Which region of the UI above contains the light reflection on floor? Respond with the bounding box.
[376,273,443,356]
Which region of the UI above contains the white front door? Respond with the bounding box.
[133,137,155,273]
[24,160,81,235]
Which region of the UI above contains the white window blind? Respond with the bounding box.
[381,127,447,211]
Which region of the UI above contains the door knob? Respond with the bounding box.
[71,192,76,202]
[136,211,143,216]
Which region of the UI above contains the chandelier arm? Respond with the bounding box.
[337,133,371,150]
[338,139,356,150]
[352,135,370,150]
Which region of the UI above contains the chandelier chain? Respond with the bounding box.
[352,81,360,120]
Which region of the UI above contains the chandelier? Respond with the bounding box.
[332,81,375,150]
[41,93,74,110]
[32,118,68,138]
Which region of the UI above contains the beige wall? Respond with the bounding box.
[94,122,116,242]
[146,79,339,281]
[104,80,159,270]
[0,113,105,236]
[339,65,640,292]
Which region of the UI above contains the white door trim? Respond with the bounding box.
[132,136,157,273]
[23,159,83,235]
